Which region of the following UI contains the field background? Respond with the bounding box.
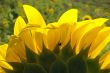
[0,0,110,44]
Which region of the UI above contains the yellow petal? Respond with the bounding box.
[23,5,46,27]
[20,29,35,52]
[99,52,109,65]
[0,45,13,71]
[0,67,5,73]
[58,9,78,24]
[100,51,110,69]
[104,63,110,69]
[43,23,60,50]
[58,23,72,49]
[0,60,13,70]
[19,27,43,54]
[14,16,26,35]
[88,27,110,59]
[71,18,108,54]
[71,20,92,48]
[0,44,8,58]
[93,18,109,25]
[76,27,102,54]
[32,28,44,54]
[6,35,26,62]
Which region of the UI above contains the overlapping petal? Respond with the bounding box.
[71,18,108,54]
[0,44,13,72]
[19,27,44,54]
[57,9,78,49]
[6,35,26,62]
[43,23,60,50]
[88,27,110,59]
[100,51,110,69]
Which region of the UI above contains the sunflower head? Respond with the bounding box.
[1,5,110,73]
[82,15,92,20]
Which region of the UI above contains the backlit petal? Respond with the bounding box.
[0,44,8,58]
[71,18,108,54]
[58,9,78,24]
[14,16,26,35]
[43,23,60,50]
[0,60,13,70]
[19,27,43,54]
[6,35,26,62]
[88,27,110,58]
[71,20,92,49]
[23,5,46,27]
[58,23,73,49]
[100,51,110,69]
[75,27,102,54]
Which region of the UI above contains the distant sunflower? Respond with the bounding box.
[82,15,92,20]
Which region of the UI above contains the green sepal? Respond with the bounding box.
[25,45,38,63]
[53,44,60,54]
[23,63,47,73]
[87,58,100,73]
[8,62,25,73]
[78,47,90,59]
[38,48,56,72]
[67,55,87,73]
[59,42,73,61]
[50,59,69,73]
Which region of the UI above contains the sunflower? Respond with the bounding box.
[0,5,110,73]
[82,15,92,20]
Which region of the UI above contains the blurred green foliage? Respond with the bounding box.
[0,0,110,44]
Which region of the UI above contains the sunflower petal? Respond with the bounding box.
[20,27,43,54]
[6,35,26,62]
[58,9,78,24]
[23,5,46,27]
[88,27,110,59]
[32,28,44,54]
[43,23,60,50]
[0,60,13,70]
[0,44,8,58]
[58,23,73,49]
[75,27,102,54]
[100,51,110,69]
[0,67,5,73]
[71,18,108,54]
[71,20,92,49]
[14,16,26,35]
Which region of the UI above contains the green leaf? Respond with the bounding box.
[53,44,60,54]
[67,55,87,73]
[87,59,100,73]
[23,63,47,73]
[50,59,69,73]
[25,45,38,63]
